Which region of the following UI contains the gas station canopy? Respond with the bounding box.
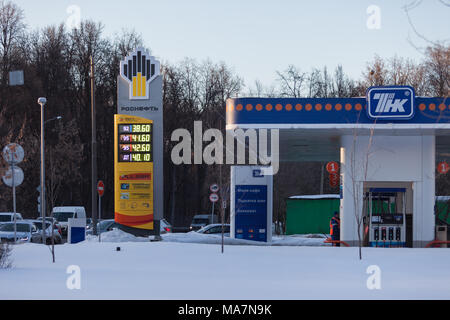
[226,96,450,162]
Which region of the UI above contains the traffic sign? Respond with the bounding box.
[209,193,219,203]
[326,161,339,174]
[2,143,24,164]
[2,166,24,187]
[210,183,219,193]
[438,161,449,174]
[329,173,339,188]
[9,70,24,86]
[97,180,105,197]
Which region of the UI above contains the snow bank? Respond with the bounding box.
[85,228,330,247]
[86,228,148,243]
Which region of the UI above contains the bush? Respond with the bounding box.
[0,243,12,269]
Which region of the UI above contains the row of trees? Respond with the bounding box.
[249,49,449,99]
[0,1,448,230]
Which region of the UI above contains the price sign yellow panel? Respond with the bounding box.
[114,114,154,230]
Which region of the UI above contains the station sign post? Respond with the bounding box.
[230,166,273,243]
[116,47,163,237]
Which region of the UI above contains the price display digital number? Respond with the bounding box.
[118,123,153,162]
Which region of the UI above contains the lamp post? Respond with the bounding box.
[37,97,47,247]
[90,56,98,236]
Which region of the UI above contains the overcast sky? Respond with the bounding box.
[13,0,450,89]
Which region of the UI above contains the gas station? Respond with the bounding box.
[112,48,450,248]
[227,87,450,248]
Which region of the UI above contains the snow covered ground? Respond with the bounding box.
[1,230,449,300]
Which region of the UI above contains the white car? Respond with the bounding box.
[0,212,23,225]
[28,220,63,244]
[52,206,86,237]
[0,221,40,243]
[197,224,230,236]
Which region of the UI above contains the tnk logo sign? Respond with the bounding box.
[367,86,415,120]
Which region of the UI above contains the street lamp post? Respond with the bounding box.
[38,97,47,247]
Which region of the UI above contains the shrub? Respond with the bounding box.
[0,243,12,269]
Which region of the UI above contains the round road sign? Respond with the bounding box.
[210,183,219,193]
[438,161,449,174]
[2,166,24,187]
[326,161,339,174]
[97,180,105,197]
[2,143,24,164]
[209,193,219,202]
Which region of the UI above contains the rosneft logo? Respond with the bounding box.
[120,47,160,100]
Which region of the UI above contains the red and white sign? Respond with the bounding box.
[209,193,219,203]
[329,173,339,188]
[210,183,219,193]
[438,162,450,174]
[2,143,24,164]
[97,180,105,197]
[326,161,339,174]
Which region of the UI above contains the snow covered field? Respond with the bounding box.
[1,230,449,300]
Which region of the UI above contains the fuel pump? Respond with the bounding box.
[368,188,406,248]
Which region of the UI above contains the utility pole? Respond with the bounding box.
[90,55,98,236]
[38,98,47,247]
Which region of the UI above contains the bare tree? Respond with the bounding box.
[276,65,306,98]
[424,45,450,97]
[346,123,376,260]
[0,243,12,269]
[0,0,25,86]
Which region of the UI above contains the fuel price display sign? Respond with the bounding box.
[118,123,153,162]
[114,115,154,231]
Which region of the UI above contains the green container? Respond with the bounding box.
[436,196,450,225]
[286,195,340,235]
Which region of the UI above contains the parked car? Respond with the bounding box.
[87,218,173,235]
[160,218,172,234]
[197,224,230,236]
[51,206,86,237]
[86,219,120,235]
[189,214,219,231]
[29,220,63,244]
[85,218,93,231]
[35,217,62,233]
[0,221,40,243]
[0,212,23,225]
